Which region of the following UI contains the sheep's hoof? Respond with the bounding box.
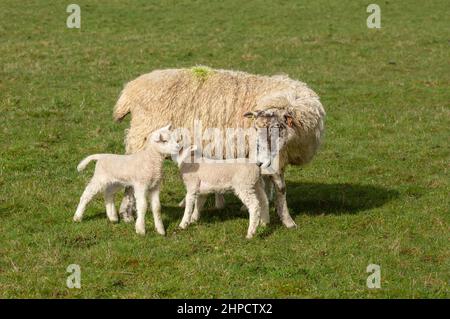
[73,215,82,222]
[284,220,297,229]
[122,215,134,223]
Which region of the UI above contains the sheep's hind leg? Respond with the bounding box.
[214,193,225,209]
[119,186,135,223]
[74,178,103,222]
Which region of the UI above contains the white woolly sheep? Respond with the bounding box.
[114,67,326,228]
[73,124,180,236]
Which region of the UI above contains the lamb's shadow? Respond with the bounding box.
[162,182,399,227]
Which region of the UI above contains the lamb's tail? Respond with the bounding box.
[77,155,101,172]
[113,90,133,122]
[177,145,197,168]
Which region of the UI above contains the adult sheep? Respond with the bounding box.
[114,67,325,228]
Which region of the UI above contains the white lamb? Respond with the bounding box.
[177,145,270,239]
[73,124,180,236]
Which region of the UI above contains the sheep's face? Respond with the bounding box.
[149,124,181,155]
[244,109,296,170]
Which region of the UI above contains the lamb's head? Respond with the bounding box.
[148,123,181,155]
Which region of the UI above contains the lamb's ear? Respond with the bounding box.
[150,131,161,142]
[163,123,172,130]
[243,111,258,119]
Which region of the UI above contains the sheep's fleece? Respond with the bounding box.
[114,67,325,167]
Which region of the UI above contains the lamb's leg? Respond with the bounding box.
[191,194,207,223]
[179,192,196,229]
[104,184,120,223]
[149,185,165,236]
[119,186,135,223]
[134,185,148,235]
[255,180,270,226]
[235,188,261,239]
[271,173,296,228]
[74,178,103,222]
[214,193,225,209]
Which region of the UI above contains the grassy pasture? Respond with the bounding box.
[0,0,448,298]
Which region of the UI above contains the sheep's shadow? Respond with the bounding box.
[162,182,399,229]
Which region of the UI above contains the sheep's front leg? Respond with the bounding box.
[179,192,196,229]
[271,173,296,228]
[119,186,135,223]
[149,185,165,236]
[134,185,148,235]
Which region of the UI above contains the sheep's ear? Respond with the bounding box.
[243,111,258,119]
[284,111,295,128]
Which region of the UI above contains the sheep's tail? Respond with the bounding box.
[77,155,101,172]
[113,91,133,122]
[177,145,197,168]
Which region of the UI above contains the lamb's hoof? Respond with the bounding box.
[135,227,146,236]
[178,199,185,208]
[246,233,255,239]
[190,215,200,223]
[109,216,119,223]
[73,215,82,222]
[179,222,189,230]
[156,228,166,236]
[260,221,269,227]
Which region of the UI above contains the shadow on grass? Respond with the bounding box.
[162,182,399,227]
[77,182,398,237]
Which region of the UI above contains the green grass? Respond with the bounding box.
[0,0,449,298]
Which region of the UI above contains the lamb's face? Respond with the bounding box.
[149,124,181,155]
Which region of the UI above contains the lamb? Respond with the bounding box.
[176,145,270,239]
[73,124,180,236]
[113,67,326,228]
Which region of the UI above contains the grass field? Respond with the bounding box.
[0,0,448,298]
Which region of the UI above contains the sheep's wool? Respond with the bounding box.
[114,67,326,167]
